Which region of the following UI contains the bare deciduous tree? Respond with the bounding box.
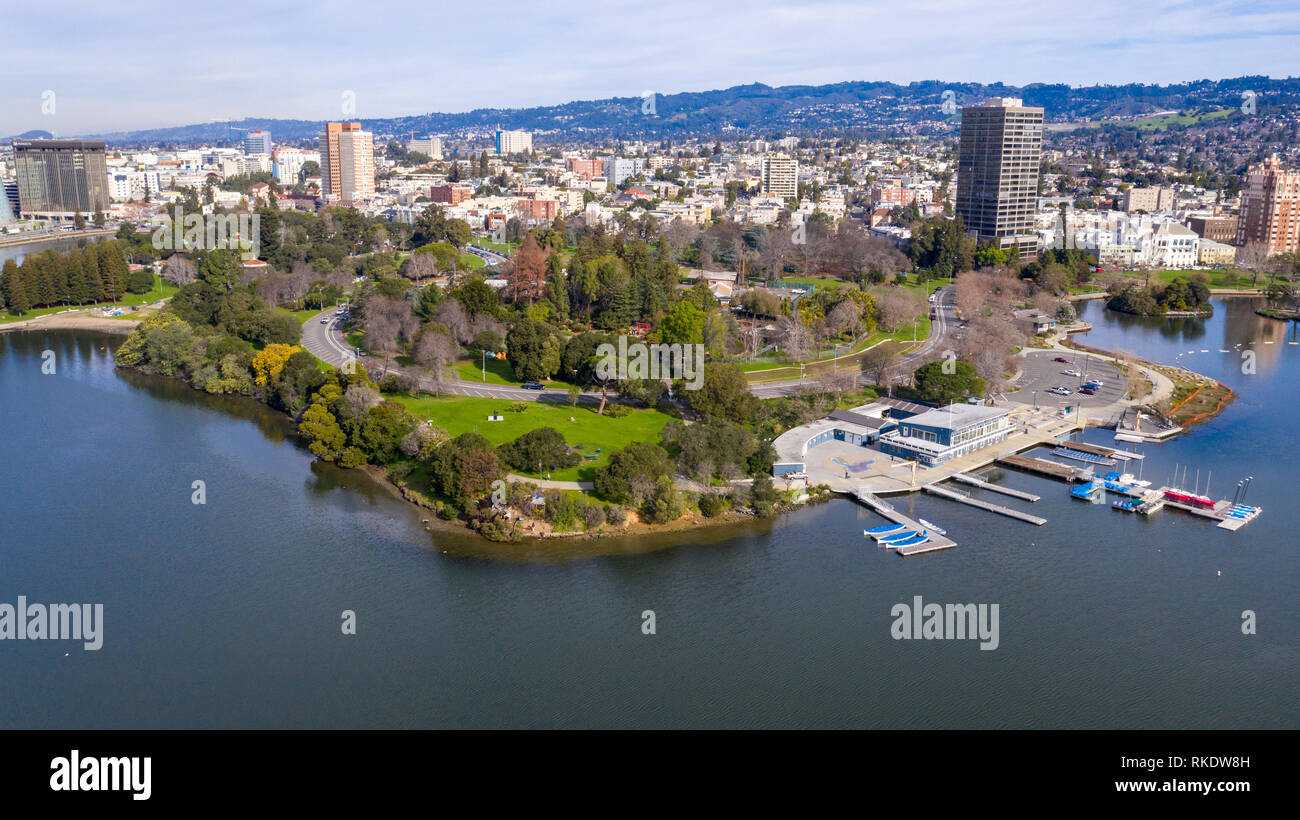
[163,256,197,287]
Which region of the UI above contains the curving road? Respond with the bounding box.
[300,284,957,402]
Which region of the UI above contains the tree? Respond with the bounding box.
[252,343,300,386]
[412,327,457,395]
[505,318,561,381]
[912,359,986,405]
[750,473,779,516]
[401,252,439,282]
[451,279,499,317]
[510,234,548,304]
[125,270,155,294]
[683,363,758,424]
[658,299,706,346]
[497,427,580,473]
[593,441,674,504]
[299,402,347,461]
[197,249,243,292]
[163,256,197,287]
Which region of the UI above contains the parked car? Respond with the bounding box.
[1053,356,1071,363]
[522,381,544,390]
[1079,388,1097,395]
[1063,368,1080,377]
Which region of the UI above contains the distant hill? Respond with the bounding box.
[74,76,1300,147]
[1,129,55,143]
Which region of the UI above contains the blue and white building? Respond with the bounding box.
[876,404,1012,466]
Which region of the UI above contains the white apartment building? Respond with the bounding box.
[107,170,161,202]
[408,136,443,160]
[603,157,644,186]
[495,129,532,155]
[273,147,320,185]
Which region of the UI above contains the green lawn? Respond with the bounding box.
[277,307,327,324]
[455,356,517,385]
[390,394,673,482]
[120,275,180,305]
[475,239,519,255]
[460,253,486,271]
[1151,268,1259,289]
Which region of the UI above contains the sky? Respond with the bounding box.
[2,0,1298,136]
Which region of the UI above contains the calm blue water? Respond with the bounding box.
[1,299,1296,728]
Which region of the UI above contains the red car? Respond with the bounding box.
[1079,388,1096,395]
[1053,356,1071,363]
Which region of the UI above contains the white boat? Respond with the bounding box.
[916,518,947,535]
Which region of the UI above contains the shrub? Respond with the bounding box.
[698,492,727,517]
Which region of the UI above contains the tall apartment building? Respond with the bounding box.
[1122,186,1174,213]
[955,98,1044,258]
[603,157,644,187]
[243,130,272,155]
[13,139,110,217]
[761,154,798,200]
[1236,153,1300,255]
[495,129,532,155]
[319,122,375,203]
[408,136,442,160]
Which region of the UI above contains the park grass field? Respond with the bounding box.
[389,394,674,482]
[455,356,517,385]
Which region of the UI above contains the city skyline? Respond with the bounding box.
[2,0,1298,135]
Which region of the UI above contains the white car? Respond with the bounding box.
[320,317,330,324]
[1063,368,1080,376]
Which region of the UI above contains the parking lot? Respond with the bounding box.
[1005,349,1127,409]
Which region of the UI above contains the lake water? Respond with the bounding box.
[0,234,108,266]
[1,299,1296,728]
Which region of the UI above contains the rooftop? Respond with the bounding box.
[899,403,1009,431]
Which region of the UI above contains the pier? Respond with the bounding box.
[853,489,957,556]
[923,484,1047,525]
[996,454,1087,482]
[951,472,1041,501]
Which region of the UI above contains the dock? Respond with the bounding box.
[922,484,1047,525]
[853,489,957,556]
[996,454,1087,482]
[951,472,1041,501]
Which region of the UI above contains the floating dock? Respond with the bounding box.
[922,484,1047,525]
[951,472,1041,502]
[1052,446,1117,466]
[1062,440,1144,461]
[853,489,957,556]
[996,454,1087,482]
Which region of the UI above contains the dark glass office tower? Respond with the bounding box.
[956,98,1043,259]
